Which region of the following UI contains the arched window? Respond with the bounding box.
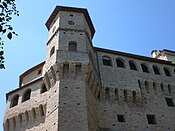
[153,65,160,75]
[102,56,112,66]
[10,94,19,108]
[22,89,31,102]
[40,84,47,94]
[141,63,149,73]
[164,67,171,76]
[129,60,137,70]
[68,41,77,51]
[116,58,125,68]
[50,46,55,57]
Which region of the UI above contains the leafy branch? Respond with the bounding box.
[0,0,19,69]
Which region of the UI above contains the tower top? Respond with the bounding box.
[45,6,95,37]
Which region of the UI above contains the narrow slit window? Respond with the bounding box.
[132,91,136,101]
[105,88,110,100]
[50,46,55,57]
[124,90,127,101]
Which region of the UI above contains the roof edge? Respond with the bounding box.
[19,61,45,87]
[95,47,174,66]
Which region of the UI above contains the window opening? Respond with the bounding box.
[68,41,77,51]
[102,56,112,66]
[117,115,125,122]
[38,69,42,75]
[161,83,164,93]
[141,64,149,73]
[124,90,127,101]
[153,82,157,93]
[116,58,125,68]
[145,81,149,93]
[129,61,137,70]
[32,108,36,119]
[168,84,171,93]
[105,88,110,100]
[10,94,19,108]
[147,115,156,124]
[50,46,55,57]
[153,65,160,75]
[41,84,47,94]
[133,91,136,101]
[39,105,45,116]
[164,68,171,76]
[165,97,174,107]
[22,89,31,102]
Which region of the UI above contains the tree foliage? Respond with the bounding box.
[0,0,19,69]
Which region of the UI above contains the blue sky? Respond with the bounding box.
[1,0,175,130]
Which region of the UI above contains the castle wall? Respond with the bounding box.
[96,50,175,131]
[4,80,47,131]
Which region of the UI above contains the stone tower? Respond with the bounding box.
[4,6,100,131]
[4,5,175,131]
[42,6,98,131]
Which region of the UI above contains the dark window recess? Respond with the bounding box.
[116,59,125,68]
[105,88,110,100]
[50,46,55,57]
[38,69,42,75]
[117,115,125,122]
[147,115,156,124]
[10,94,19,108]
[41,84,47,94]
[102,56,112,66]
[141,64,149,73]
[22,89,31,102]
[165,97,174,107]
[164,68,171,76]
[129,61,137,70]
[153,66,160,75]
[68,41,77,51]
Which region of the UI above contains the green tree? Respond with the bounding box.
[0,0,19,69]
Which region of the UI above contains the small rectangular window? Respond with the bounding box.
[165,97,174,107]
[147,115,156,124]
[117,114,125,122]
[38,69,42,75]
